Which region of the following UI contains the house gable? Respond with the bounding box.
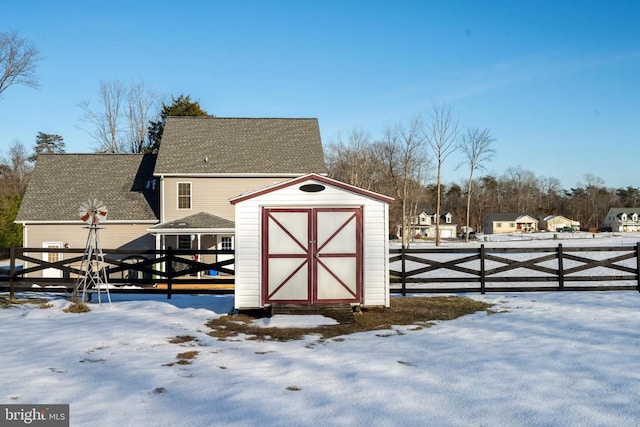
[417,211,431,225]
[516,214,538,224]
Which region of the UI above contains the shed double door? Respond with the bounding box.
[262,207,362,305]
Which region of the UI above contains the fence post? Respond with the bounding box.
[558,243,564,290]
[166,246,173,300]
[636,242,640,293]
[480,244,486,294]
[401,245,406,297]
[9,246,16,301]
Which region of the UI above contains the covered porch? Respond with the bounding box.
[148,212,235,279]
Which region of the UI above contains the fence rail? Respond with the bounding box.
[2,243,640,299]
[0,246,235,299]
[390,243,640,295]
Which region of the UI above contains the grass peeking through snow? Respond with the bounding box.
[206,296,493,341]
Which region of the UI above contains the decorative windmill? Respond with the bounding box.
[74,198,111,305]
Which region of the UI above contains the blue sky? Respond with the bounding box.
[1,0,639,189]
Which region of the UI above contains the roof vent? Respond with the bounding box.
[300,184,325,193]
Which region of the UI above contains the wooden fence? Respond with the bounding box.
[0,246,235,299]
[390,243,640,295]
[2,243,640,299]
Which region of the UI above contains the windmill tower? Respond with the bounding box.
[74,198,111,305]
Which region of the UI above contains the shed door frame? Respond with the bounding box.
[261,207,363,305]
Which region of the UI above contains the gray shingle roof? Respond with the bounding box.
[150,212,235,230]
[607,208,639,217]
[16,154,159,222]
[154,117,327,175]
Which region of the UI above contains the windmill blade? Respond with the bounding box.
[94,199,108,223]
[79,198,108,224]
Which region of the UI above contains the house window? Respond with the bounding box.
[220,236,232,250]
[178,235,192,249]
[177,182,191,209]
[509,223,515,228]
[445,215,452,224]
[496,222,502,228]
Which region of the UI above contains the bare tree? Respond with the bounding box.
[458,127,495,241]
[377,118,430,248]
[127,81,161,153]
[500,166,540,213]
[80,79,161,153]
[325,128,382,191]
[80,80,126,153]
[582,174,615,230]
[539,176,563,212]
[0,30,41,97]
[0,141,32,196]
[423,105,459,246]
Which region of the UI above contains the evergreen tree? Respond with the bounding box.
[0,193,22,246]
[146,94,210,153]
[30,132,65,161]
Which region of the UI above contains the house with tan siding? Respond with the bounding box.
[539,215,580,232]
[483,213,539,234]
[15,117,327,277]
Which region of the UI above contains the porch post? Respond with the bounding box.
[197,234,202,279]
[155,233,162,278]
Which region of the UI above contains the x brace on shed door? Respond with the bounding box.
[262,207,363,305]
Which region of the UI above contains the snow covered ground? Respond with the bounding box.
[2,233,640,426]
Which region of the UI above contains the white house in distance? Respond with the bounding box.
[230,173,394,310]
[409,210,457,239]
[483,213,539,234]
[539,215,580,232]
[603,208,640,232]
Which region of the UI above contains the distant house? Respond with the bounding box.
[409,210,457,239]
[603,208,640,232]
[410,211,431,236]
[540,215,580,232]
[15,117,327,278]
[483,213,538,234]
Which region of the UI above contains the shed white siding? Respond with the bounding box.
[232,176,391,310]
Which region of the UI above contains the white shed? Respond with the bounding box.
[229,174,394,310]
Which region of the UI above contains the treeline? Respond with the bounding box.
[325,127,639,234]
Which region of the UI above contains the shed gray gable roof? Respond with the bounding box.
[154,117,327,175]
[16,154,159,222]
